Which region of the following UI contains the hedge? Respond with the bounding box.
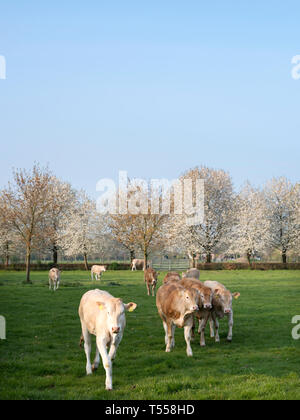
[196,262,300,270]
[0,262,132,271]
[1,262,300,271]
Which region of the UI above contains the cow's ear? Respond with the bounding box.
[96,301,106,310]
[232,292,240,300]
[125,302,137,312]
[214,289,220,299]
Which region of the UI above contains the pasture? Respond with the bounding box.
[0,270,300,400]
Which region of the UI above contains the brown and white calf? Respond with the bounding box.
[163,272,181,284]
[179,278,213,347]
[144,268,159,296]
[156,282,199,357]
[204,281,240,342]
[78,289,137,390]
[49,268,61,291]
[91,265,106,281]
[131,259,145,271]
[182,268,200,280]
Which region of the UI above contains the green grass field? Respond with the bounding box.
[0,270,300,400]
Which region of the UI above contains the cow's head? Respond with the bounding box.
[97,299,137,334]
[180,288,199,313]
[214,289,240,314]
[198,286,213,310]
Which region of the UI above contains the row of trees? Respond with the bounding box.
[0,164,299,282]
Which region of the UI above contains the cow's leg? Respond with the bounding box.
[92,346,100,372]
[82,325,93,375]
[184,317,193,357]
[227,311,233,342]
[170,323,176,349]
[165,321,173,352]
[146,283,150,296]
[96,336,113,390]
[162,320,168,346]
[211,312,220,343]
[191,316,196,340]
[56,280,60,290]
[209,315,215,338]
[199,312,210,347]
[49,279,51,290]
[108,333,123,361]
[91,271,94,281]
[152,284,155,297]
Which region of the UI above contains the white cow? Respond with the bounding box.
[78,289,137,390]
[204,281,240,342]
[49,268,61,291]
[91,265,106,281]
[131,259,145,271]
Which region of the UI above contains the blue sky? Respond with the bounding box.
[0,1,299,197]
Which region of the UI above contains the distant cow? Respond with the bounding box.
[156,282,199,356]
[91,265,106,281]
[179,278,213,347]
[144,268,159,296]
[204,281,240,342]
[78,289,137,390]
[49,268,61,291]
[131,259,145,271]
[183,268,200,280]
[163,272,181,284]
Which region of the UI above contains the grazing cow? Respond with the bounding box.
[204,281,240,342]
[182,268,200,280]
[91,265,106,281]
[131,259,145,271]
[156,282,199,356]
[163,272,181,284]
[179,278,213,347]
[144,268,159,296]
[49,268,61,291]
[78,289,137,390]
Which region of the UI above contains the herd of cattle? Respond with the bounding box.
[48,265,240,390]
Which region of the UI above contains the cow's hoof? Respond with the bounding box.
[227,338,232,342]
[92,364,98,372]
[200,344,206,348]
[106,387,113,391]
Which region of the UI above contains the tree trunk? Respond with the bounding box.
[26,248,31,283]
[206,253,212,263]
[53,245,58,265]
[83,253,89,271]
[189,253,196,268]
[144,250,148,271]
[5,242,9,267]
[282,250,287,264]
[130,249,135,263]
[247,250,252,266]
